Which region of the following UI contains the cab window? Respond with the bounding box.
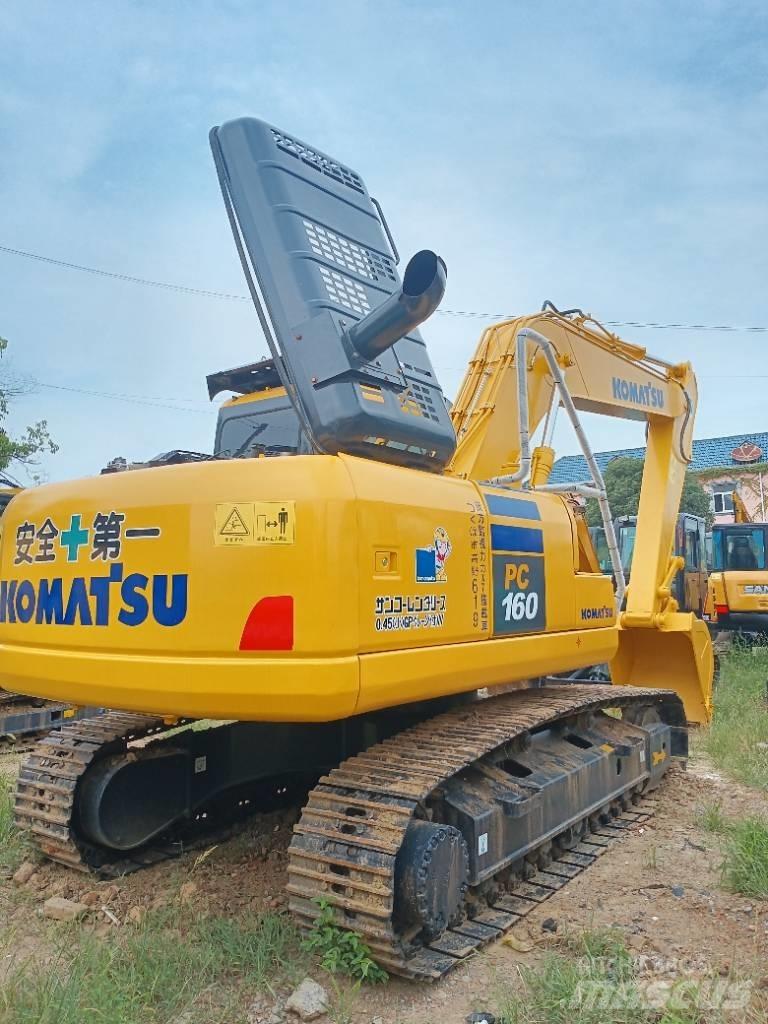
[590,528,612,573]
[215,403,302,457]
[684,527,700,571]
[617,524,636,573]
[713,529,767,571]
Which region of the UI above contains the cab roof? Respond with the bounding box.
[207,358,283,400]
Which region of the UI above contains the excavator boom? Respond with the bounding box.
[449,308,713,722]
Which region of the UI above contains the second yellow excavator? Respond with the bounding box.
[705,490,768,636]
[2,117,712,978]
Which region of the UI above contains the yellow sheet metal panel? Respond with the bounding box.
[723,572,768,612]
[0,454,620,721]
[222,386,288,407]
[0,456,359,662]
[343,455,486,653]
[485,487,563,633]
[571,573,617,630]
[357,627,618,713]
[0,643,360,721]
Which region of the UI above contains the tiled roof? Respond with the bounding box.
[550,431,768,485]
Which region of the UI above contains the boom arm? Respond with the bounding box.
[733,491,752,523]
[448,308,712,721]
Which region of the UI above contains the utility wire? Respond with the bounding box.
[2,244,767,334]
[0,245,248,302]
[32,370,768,417]
[36,381,213,414]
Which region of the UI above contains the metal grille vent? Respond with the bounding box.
[272,129,364,192]
[303,219,396,284]
[407,381,440,422]
[318,265,371,316]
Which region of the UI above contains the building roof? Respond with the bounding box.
[550,431,768,485]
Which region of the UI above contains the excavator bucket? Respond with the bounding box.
[610,613,714,724]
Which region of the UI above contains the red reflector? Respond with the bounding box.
[239,596,294,651]
[714,603,729,617]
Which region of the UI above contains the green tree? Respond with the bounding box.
[586,456,712,526]
[0,336,57,473]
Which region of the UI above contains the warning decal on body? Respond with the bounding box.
[220,507,250,538]
[214,502,295,546]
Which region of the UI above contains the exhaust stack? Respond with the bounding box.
[346,250,447,361]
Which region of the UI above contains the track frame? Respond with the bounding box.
[287,684,685,979]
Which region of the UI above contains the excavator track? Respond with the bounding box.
[14,711,172,873]
[14,683,682,982]
[287,684,683,980]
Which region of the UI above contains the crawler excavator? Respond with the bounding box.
[705,491,768,636]
[0,476,100,737]
[2,118,712,979]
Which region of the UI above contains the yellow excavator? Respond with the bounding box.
[705,490,768,636]
[0,475,24,712]
[0,476,102,736]
[2,118,712,979]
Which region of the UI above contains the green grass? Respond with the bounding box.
[720,817,768,899]
[495,928,753,1024]
[694,799,729,834]
[704,647,768,789]
[695,799,768,898]
[496,928,641,1024]
[0,776,29,873]
[0,907,306,1024]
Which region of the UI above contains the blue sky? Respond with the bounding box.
[2,0,767,482]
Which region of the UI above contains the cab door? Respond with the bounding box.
[678,515,706,615]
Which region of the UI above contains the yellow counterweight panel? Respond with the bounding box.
[0,646,360,722]
[705,568,768,621]
[0,457,361,719]
[0,454,621,721]
[723,572,768,612]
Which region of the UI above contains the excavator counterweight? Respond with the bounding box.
[2,116,713,978]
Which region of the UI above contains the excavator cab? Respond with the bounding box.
[208,358,308,458]
[616,512,708,616]
[706,522,768,633]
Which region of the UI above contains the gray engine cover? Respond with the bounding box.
[210,117,456,470]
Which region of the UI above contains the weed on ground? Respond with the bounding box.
[495,927,760,1024]
[705,648,768,789]
[302,899,388,984]
[0,906,306,1024]
[0,776,28,874]
[694,799,729,835]
[720,816,768,899]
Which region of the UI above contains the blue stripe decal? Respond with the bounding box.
[483,494,541,521]
[490,524,544,554]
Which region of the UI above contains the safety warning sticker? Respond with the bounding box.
[214,502,295,546]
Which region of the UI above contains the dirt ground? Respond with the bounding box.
[1,741,766,1023]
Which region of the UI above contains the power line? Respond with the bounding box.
[36,381,213,414]
[0,245,248,302]
[2,243,768,334]
[33,371,768,418]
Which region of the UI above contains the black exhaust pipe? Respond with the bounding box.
[346,249,447,361]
